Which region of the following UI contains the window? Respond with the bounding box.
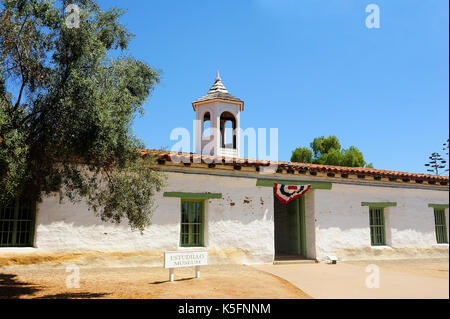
[0,198,36,247]
[369,207,386,246]
[180,200,204,247]
[434,209,448,244]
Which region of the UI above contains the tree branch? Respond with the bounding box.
[13,14,29,110]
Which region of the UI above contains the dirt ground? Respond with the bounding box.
[344,258,449,279]
[0,264,311,299]
[1,256,447,299]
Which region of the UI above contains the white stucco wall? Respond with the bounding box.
[32,171,274,265]
[2,168,448,265]
[313,183,449,261]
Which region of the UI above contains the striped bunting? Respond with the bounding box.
[274,183,311,205]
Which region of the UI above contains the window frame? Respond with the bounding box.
[434,208,448,244]
[369,207,386,246]
[0,198,36,248]
[179,199,205,248]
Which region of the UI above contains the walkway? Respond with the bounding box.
[253,262,449,299]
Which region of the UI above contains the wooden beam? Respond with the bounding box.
[256,179,332,190]
[428,203,449,209]
[163,192,222,199]
[361,202,397,207]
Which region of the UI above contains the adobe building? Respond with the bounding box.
[1,74,448,265]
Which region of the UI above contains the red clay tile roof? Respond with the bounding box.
[141,149,449,184]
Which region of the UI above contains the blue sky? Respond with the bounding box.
[98,0,449,174]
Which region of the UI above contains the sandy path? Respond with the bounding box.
[254,258,449,299]
[0,264,311,299]
[344,258,449,279]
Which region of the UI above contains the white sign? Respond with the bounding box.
[164,251,208,268]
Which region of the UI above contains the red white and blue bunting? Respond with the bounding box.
[274,183,311,205]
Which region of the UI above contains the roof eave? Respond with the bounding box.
[140,149,450,185]
[192,98,244,111]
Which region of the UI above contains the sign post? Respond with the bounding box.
[195,265,200,279]
[164,251,208,282]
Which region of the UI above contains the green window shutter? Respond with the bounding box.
[180,199,204,247]
[0,198,36,247]
[434,209,448,244]
[369,207,386,246]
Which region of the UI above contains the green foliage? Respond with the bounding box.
[314,147,342,166]
[310,136,341,159]
[341,146,365,167]
[290,136,372,168]
[0,0,166,231]
[290,147,312,164]
[425,150,447,176]
[424,138,449,176]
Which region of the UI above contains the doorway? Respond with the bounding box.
[274,195,306,260]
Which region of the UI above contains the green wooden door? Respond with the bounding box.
[274,196,307,258]
[298,197,307,257]
[180,199,204,247]
[286,199,299,255]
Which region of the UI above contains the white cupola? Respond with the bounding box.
[192,72,244,158]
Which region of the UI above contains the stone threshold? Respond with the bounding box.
[273,259,317,265]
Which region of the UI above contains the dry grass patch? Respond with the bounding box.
[0,252,162,267]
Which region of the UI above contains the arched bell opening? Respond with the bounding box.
[220,111,236,149]
[202,112,211,137]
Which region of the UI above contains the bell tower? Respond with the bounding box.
[192,72,244,157]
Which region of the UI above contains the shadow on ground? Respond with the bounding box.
[0,273,109,299]
[0,273,41,299]
[150,277,195,285]
[36,292,110,299]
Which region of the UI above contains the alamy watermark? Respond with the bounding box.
[365,264,380,288]
[365,4,380,29]
[169,122,279,174]
[65,4,80,29]
[66,264,80,289]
